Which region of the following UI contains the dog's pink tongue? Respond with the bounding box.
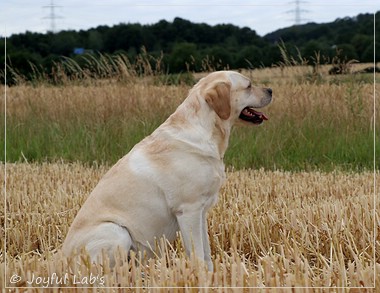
[251,109,268,120]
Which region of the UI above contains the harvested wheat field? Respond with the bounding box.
[1,162,378,291]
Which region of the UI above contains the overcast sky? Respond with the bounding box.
[1,0,378,37]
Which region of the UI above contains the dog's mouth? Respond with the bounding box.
[239,107,268,125]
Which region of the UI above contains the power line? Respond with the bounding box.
[42,0,63,33]
[286,0,310,26]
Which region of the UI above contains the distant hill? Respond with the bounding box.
[1,11,378,83]
[264,12,378,62]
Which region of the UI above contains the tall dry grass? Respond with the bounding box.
[1,162,379,290]
[2,65,377,169]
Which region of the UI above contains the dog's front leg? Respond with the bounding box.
[202,209,213,271]
[176,209,205,264]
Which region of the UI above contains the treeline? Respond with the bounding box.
[1,12,378,83]
[265,13,377,63]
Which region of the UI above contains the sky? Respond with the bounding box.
[1,0,379,37]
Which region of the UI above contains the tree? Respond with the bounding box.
[2,11,378,81]
[361,41,379,62]
[168,42,199,72]
[302,40,324,60]
[235,45,263,68]
[335,44,358,61]
[51,31,79,55]
[88,30,104,51]
[7,50,42,78]
[206,47,233,69]
[352,34,372,61]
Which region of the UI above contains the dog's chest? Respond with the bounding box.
[165,155,225,209]
[129,145,225,208]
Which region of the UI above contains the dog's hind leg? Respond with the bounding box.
[85,222,133,267]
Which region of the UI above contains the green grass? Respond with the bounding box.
[4,114,163,164]
[2,108,377,171]
[1,67,378,171]
[226,121,376,171]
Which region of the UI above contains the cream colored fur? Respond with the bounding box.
[62,71,272,271]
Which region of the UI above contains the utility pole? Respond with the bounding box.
[43,0,63,33]
[287,0,309,26]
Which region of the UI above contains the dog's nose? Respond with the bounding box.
[266,88,273,96]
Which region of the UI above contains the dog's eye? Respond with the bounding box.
[247,83,252,89]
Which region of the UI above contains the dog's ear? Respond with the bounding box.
[204,82,231,120]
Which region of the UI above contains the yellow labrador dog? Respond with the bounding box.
[62,71,272,271]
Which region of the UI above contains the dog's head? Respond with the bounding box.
[202,71,272,125]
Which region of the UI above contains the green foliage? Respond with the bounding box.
[265,12,379,62]
[235,45,263,68]
[1,12,377,85]
[168,42,199,72]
